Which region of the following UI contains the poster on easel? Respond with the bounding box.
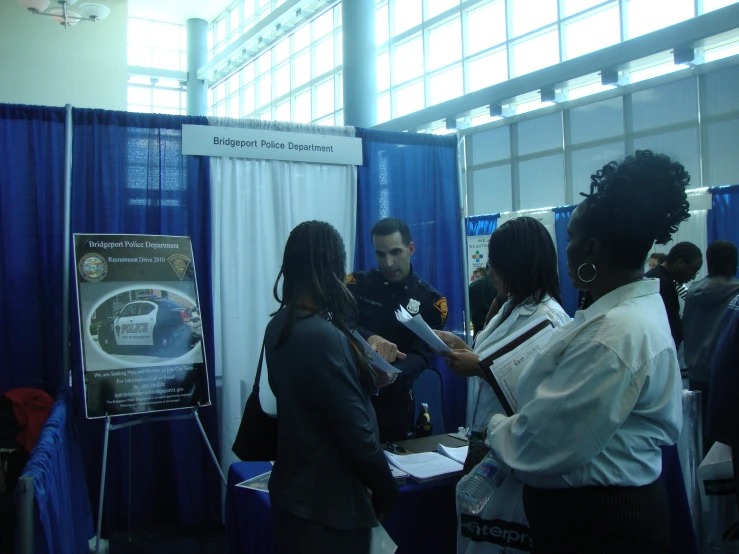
[73,234,210,419]
[466,235,491,283]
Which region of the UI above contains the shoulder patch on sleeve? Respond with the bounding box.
[346,273,357,285]
[434,297,448,325]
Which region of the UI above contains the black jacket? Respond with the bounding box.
[645,265,683,347]
[266,310,397,531]
[347,268,447,442]
[469,275,497,333]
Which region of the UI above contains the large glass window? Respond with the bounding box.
[200,0,739,126]
[128,19,186,71]
[208,4,343,125]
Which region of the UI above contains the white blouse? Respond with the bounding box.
[485,279,683,488]
[467,296,570,431]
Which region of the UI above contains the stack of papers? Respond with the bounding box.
[438,444,469,465]
[389,465,409,484]
[385,451,463,483]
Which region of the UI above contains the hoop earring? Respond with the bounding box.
[577,263,597,283]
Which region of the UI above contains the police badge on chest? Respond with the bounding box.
[406,299,421,314]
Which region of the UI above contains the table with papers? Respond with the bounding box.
[225,435,464,554]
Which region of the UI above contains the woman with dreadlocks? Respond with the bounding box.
[265,221,398,554]
[482,151,690,553]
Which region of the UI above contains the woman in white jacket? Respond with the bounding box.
[436,216,570,470]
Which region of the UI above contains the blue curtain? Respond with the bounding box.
[708,184,739,276]
[554,206,578,317]
[466,213,499,236]
[20,386,94,554]
[69,110,220,534]
[0,104,66,394]
[354,128,466,432]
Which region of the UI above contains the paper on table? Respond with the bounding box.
[385,451,463,481]
[236,470,271,492]
[352,330,401,374]
[394,305,451,353]
[389,464,409,481]
[438,444,469,465]
[370,524,397,554]
[477,315,555,415]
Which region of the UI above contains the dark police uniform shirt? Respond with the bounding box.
[347,267,447,442]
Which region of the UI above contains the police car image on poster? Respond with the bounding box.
[74,234,210,419]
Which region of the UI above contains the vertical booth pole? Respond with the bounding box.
[63,104,73,383]
[186,19,208,117]
[95,416,112,554]
[16,476,34,554]
[458,136,472,344]
[342,0,377,128]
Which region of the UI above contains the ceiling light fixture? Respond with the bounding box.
[18,0,110,29]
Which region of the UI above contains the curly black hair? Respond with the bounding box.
[577,150,692,270]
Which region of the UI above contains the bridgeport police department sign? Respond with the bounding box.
[181,124,363,166]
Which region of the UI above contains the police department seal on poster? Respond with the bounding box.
[78,253,108,283]
[73,234,210,419]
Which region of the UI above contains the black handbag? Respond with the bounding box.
[231,340,278,461]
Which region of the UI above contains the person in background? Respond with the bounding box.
[484,150,688,553]
[470,267,485,282]
[649,252,667,270]
[683,240,739,452]
[347,217,448,442]
[434,217,570,472]
[645,241,703,348]
[707,293,739,512]
[468,264,498,335]
[265,221,398,554]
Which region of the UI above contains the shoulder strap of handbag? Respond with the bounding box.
[252,339,266,393]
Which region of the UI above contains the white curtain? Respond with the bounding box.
[208,117,357,477]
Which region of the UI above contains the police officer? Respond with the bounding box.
[347,218,447,442]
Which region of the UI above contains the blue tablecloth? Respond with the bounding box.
[225,447,696,554]
[226,462,460,554]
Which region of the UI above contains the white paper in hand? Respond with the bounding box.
[370,524,397,554]
[352,331,401,374]
[394,305,451,353]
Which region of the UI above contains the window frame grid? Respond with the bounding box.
[462,58,739,216]
[208,3,344,124]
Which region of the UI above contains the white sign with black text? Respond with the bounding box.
[181,124,363,166]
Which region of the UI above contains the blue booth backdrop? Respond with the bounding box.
[0,104,67,394]
[708,184,739,273]
[354,128,467,433]
[69,109,221,534]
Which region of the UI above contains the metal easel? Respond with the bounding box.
[93,404,225,554]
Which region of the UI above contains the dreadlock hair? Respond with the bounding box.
[578,150,691,270]
[272,221,374,388]
[487,217,563,320]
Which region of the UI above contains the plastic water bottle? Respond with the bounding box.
[456,452,507,514]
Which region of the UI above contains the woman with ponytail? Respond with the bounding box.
[265,221,397,554]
